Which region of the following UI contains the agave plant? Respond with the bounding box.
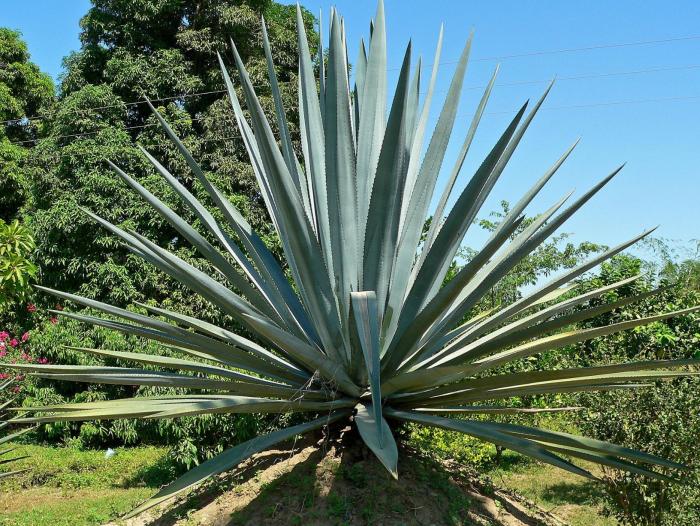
[0,379,30,479]
[7,0,699,517]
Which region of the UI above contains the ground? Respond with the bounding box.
[0,435,616,526]
[482,457,616,526]
[0,443,174,525]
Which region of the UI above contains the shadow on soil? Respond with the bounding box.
[123,454,184,490]
[140,427,554,526]
[540,479,607,506]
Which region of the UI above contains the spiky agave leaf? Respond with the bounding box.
[21,0,699,516]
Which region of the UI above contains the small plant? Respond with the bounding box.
[8,0,699,518]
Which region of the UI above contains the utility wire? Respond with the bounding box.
[3,31,700,126]
[483,93,700,116]
[9,93,700,149]
[1,88,232,126]
[9,115,238,146]
[5,61,700,129]
[436,34,700,66]
[464,63,700,91]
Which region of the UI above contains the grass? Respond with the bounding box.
[0,440,617,525]
[409,417,618,525]
[482,451,617,526]
[0,442,177,526]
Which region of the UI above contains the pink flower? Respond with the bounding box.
[20,352,31,362]
[0,373,7,380]
[50,317,58,324]
[0,350,6,358]
[0,332,8,342]
[21,331,30,342]
[27,303,36,313]
[37,357,48,364]
[9,339,18,348]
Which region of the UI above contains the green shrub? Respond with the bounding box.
[571,254,700,525]
[578,379,700,526]
[409,423,496,467]
[7,313,272,469]
[0,219,37,313]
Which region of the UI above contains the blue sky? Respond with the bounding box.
[4,0,699,256]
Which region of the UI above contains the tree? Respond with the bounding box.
[27,0,317,313]
[412,204,605,464]
[0,29,52,324]
[571,251,700,526]
[467,200,604,310]
[0,28,54,221]
[10,0,319,465]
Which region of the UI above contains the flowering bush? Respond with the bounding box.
[0,303,51,402]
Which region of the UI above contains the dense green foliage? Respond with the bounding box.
[0,219,37,312]
[410,204,604,466]
[411,251,700,525]
[0,28,51,328]
[27,0,317,310]
[0,1,318,466]
[14,315,266,468]
[571,253,700,525]
[414,249,700,525]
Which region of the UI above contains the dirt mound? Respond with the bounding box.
[118,433,568,526]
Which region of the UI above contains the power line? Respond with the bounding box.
[13,134,246,163]
[463,63,700,91]
[1,88,232,126]
[10,93,700,150]
[482,94,700,117]
[3,31,700,127]
[422,34,700,67]
[8,114,236,146]
[5,61,700,129]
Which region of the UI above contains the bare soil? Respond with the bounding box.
[116,430,570,526]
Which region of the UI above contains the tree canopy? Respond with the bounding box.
[0,28,54,221]
[27,0,318,314]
